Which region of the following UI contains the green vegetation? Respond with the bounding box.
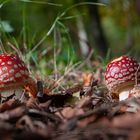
[1,0,140,76]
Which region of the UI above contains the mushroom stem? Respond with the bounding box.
[0,87,25,101]
[119,87,133,101]
[119,87,140,112]
[119,90,130,101]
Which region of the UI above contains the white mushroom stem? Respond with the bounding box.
[0,87,25,101]
[119,86,140,112]
[119,87,133,101]
[119,91,131,101]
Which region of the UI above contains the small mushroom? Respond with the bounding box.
[0,53,29,101]
[105,56,140,101]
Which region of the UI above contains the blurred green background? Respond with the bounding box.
[1,0,140,75]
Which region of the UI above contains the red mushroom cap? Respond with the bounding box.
[0,54,29,90]
[105,56,140,94]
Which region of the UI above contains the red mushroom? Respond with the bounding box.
[0,53,29,101]
[105,56,140,101]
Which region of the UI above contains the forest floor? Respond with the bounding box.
[0,70,140,140]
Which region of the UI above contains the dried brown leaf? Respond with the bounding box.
[82,73,93,87]
[0,106,26,121]
[26,97,41,110]
[0,99,21,112]
[16,115,35,130]
[24,78,37,97]
[39,99,52,110]
[55,107,84,120]
[112,112,140,128]
[75,96,92,108]
[77,115,97,127]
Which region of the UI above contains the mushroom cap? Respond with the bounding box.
[105,56,140,95]
[0,54,29,90]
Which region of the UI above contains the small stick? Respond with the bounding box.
[37,81,44,98]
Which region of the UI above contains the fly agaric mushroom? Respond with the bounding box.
[0,53,29,101]
[105,56,140,101]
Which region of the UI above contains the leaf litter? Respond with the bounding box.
[0,69,140,140]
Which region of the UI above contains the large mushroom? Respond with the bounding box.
[105,56,140,101]
[0,53,29,101]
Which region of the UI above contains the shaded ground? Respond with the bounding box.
[0,71,140,140]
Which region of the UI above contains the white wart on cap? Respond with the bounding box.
[105,56,140,101]
[0,54,29,100]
